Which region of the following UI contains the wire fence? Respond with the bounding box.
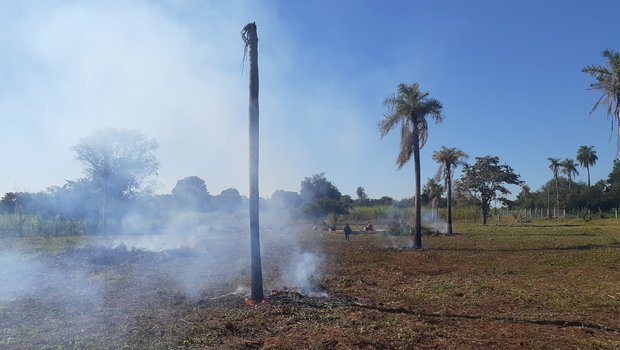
[346,205,620,224]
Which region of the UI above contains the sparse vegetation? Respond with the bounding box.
[0,218,618,349]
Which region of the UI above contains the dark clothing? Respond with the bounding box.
[343,224,352,241]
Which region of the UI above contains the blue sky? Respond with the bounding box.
[1,0,619,200]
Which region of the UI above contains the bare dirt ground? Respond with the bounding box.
[0,219,619,349]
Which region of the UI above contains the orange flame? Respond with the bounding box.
[243,297,267,306]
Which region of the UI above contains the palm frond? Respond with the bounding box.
[434,163,446,183]
[582,64,611,78]
[589,94,605,115]
[423,99,444,123]
[602,49,620,67]
[396,123,413,169]
[383,93,399,108]
[379,82,444,169]
[576,145,598,167]
[378,112,403,138]
[547,157,561,176]
[583,49,620,154]
[417,118,429,149]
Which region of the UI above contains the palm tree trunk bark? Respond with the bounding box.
[243,22,263,302]
[413,128,422,249]
[587,165,591,187]
[555,176,559,213]
[446,165,453,234]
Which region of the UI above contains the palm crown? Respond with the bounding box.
[560,158,579,191]
[582,49,620,151]
[379,83,444,169]
[576,145,598,186]
[433,147,469,183]
[548,157,561,178]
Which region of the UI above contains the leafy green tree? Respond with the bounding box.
[49,179,100,226]
[548,157,561,210]
[576,145,598,187]
[172,176,211,211]
[0,192,18,214]
[214,188,243,213]
[515,184,535,209]
[432,146,468,234]
[356,186,369,205]
[560,158,579,191]
[377,196,394,206]
[0,192,27,236]
[73,129,159,233]
[602,159,620,209]
[456,156,521,224]
[582,49,620,151]
[300,173,349,225]
[378,83,444,248]
[270,190,302,210]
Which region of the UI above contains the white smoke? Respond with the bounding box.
[0,250,42,301]
[284,250,326,296]
[421,207,448,234]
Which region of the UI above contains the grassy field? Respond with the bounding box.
[0,218,619,349]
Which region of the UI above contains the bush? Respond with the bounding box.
[384,223,436,236]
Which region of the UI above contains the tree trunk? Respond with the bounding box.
[412,127,422,249]
[586,165,591,187]
[16,208,25,238]
[554,176,559,212]
[446,164,453,234]
[243,22,263,302]
[546,187,550,218]
[482,205,488,225]
[102,177,107,235]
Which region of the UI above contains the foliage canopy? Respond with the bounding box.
[457,156,521,224]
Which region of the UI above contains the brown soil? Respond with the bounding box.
[0,226,618,349]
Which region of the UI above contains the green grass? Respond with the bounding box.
[0,235,93,254]
[1,217,619,349]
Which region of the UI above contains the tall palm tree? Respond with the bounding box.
[582,49,620,152]
[379,83,444,249]
[576,145,598,186]
[432,146,468,234]
[560,158,579,191]
[548,157,561,211]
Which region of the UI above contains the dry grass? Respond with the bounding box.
[0,218,619,349]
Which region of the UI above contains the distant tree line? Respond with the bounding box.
[2,49,619,237]
[512,159,620,214]
[0,130,363,236]
[4,128,620,239]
